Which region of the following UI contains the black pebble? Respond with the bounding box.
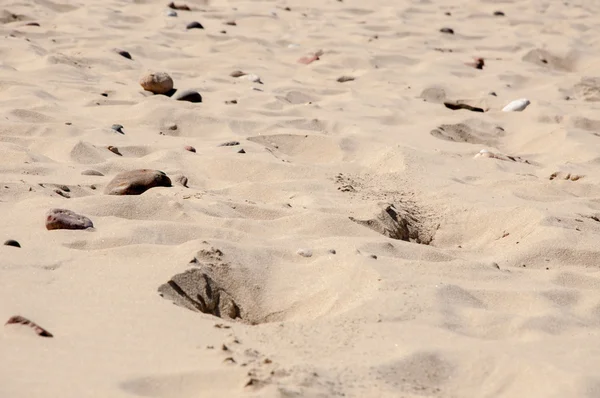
[494,11,505,16]
[26,22,40,26]
[4,240,20,248]
[219,141,240,147]
[111,124,124,134]
[440,27,454,34]
[238,149,246,154]
[174,90,202,103]
[187,21,204,29]
[116,50,132,60]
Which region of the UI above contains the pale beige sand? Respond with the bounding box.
[2,0,600,397]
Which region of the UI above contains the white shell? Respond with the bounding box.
[297,248,313,257]
[502,98,530,112]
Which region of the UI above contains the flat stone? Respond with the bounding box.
[104,169,172,195]
[4,240,20,248]
[46,208,93,230]
[440,27,454,34]
[175,89,202,103]
[114,48,132,60]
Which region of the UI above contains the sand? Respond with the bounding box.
[2,0,600,397]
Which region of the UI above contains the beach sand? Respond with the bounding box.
[2,0,600,397]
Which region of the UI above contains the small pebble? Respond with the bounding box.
[184,145,196,153]
[369,254,378,259]
[166,10,178,17]
[25,22,40,26]
[174,89,202,103]
[175,175,189,187]
[225,99,238,105]
[111,124,124,134]
[186,21,204,29]
[297,248,313,257]
[224,21,236,26]
[494,11,505,16]
[114,48,132,60]
[238,148,246,154]
[46,209,93,230]
[168,1,190,10]
[440,27,454,34]
[168,124,178,130]
[4,240,20,248]
[220,30,227,34]
[502,98,530,112]
[219,141,240,147]
[488,91,497,96]
[337,76,355,83]
[230,70,246,77]
[328,249,336,254]
[107,146,122,156]
[139,72,174,94]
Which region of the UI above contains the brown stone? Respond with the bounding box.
[139,72,174,94]
[46,208,93,230]
[104,169,172,195]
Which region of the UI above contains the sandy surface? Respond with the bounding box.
[2,0,600,397]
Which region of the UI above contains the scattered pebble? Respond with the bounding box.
[439,27,454,34]
[168,124,178,131]
[184,145,196,152]
[465,57,484,70]
[168,1,190,10]
[224,20,237,26]
[107,146,122,156]
[139,72,174,94]
[369,254,378,259]
[337,76,355,83]
[111,124,124,134]
[25,22,40,27]
[502,98,530,112]
[46,208,93,230]
[166,10,177,17]
[174,89,202,103]
[81,170,104,176]
[494,11,505,16]
[3,240,20,248]
[114,48,132,60]
[219,141,240,147]
[489,92,497,96]
[328,249,336,254]
[104,169,172,195]
[230,70,246,77]
[238,148,246,154]
[225,99,238,105]
[220,30,227,34]
[297,248,313,257]
[186,21,204,30]
[5,315,53,337]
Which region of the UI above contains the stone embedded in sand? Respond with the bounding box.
[111,124,124,134]
[168,1,190,10]
[465,57,484,70]
[224,20,237,26]
[5,315,53,337]
[440,27,454,34]
[104,169,172,195]
[114,48,132,60]
[81,169,104,176]
[186,21,204,29]
[237,148,246,154]
[175,175,189,187]
[139,72,174,95]
[444,100,485,112]
[25,22,40,27]
[230,70,246,78]
[184,145,196,152]
[174,89,202,103]
[107,146,122,156]
[4,240,20,248]
[337,76,355,83]
[46,208,93,230]
[225,99,238,105]
[166,9,177,17]
[297,248,313,257]
[502,98,530,112]
[494,10,505,16]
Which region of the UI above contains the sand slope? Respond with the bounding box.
[2,0,600,397]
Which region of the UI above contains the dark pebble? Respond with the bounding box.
[184,145,196,152]
[225,99,238,104]
[440,27,454,34]
[114,49,132,60]
[4,240,20,248]
[101,93,108,97]
[219,141,240,147]
[337,76,355,83]
[489,92,497,96]
[26,22,40,26]
[81,170,104,176]
[444,12,451,16]
[186,21,204,29]
[494,11,505,16]
[111,124,124,134]
[238,149,246,154]
[46,209,93,230]
[174,89,202,103]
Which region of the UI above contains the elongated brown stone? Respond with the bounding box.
[104,169,172,195]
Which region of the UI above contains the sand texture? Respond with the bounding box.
[2,0,600,397]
